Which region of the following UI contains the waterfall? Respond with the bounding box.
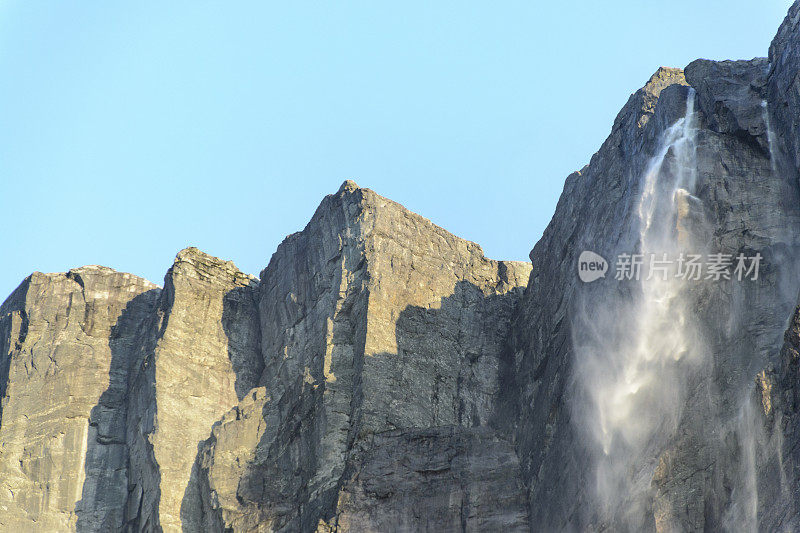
[575,88,711,528]
[722,100,792,532]
[724,392,760,533]
[763,99,779,175]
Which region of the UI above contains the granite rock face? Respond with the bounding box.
[185,182,531,532]
[0,268,159,532]
[0,250,263,532]
[331,426,529,532]
[125,248,262,532]
[744,5,800,530]
[769,0,800,175]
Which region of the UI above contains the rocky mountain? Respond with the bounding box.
[4,3,800,532]
[0,183,531,532]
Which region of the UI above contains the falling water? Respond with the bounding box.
[575,89,711,528]
[724,392,760,533]
[763,100,779,175]
[760,101,793,508]
[722,100,792,532]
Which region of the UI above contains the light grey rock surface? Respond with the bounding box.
[185,181,531,532]
[0,248,262,532]
[0,184,530,532]
[0,267,159,532]
[125,247,261,532]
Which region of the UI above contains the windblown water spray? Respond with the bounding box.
[724,393,760,532]
[575,89,711,528]
[763,99,779,175]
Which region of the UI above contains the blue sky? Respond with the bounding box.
[0,1,794,298]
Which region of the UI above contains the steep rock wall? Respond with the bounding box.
[3,4,800,531]
[187,181,531,532]
[503,10,800,530]
[125,248,261,532]
[0,268,159,532]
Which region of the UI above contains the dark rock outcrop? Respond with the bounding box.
[500,4,800,530]
[331,426,529,532]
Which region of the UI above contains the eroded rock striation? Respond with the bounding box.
[5,3,800,531]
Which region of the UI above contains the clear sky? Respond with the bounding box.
[0,1,794,298]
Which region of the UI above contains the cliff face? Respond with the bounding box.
[4,4,800,532]
[503,3,800,531]
[124,248,262,532]
[186,182,531,532]
[0,251,263,532]
[0,268,159,532]
[0,183,530,532]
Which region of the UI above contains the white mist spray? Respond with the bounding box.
[724,395,760,532]
[575,89,710,527]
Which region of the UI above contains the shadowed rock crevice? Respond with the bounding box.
[222,285,263,401]
[75,288,161,532]
[0,282,29,428]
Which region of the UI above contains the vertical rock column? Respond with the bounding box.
[125,248,261,532]
[0,267,158,532]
